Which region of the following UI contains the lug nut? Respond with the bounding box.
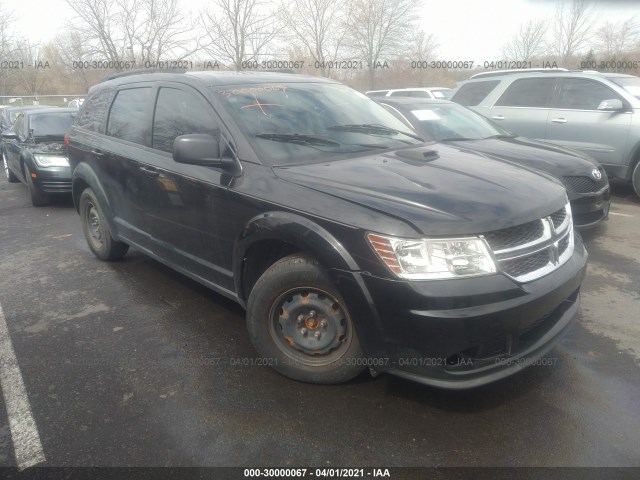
[300,328,308,336]
[320,320,328,328]
[297,314,304,324]
[314,331,321,340]
[309,310,316,317]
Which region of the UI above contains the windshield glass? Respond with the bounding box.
[407,103,510,141]
[608,76,640,100]
[29,112,77,137]
[215,82,424,165]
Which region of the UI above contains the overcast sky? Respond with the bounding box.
[3,0,638,60]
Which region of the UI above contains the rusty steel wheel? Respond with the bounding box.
[247,254,365,384]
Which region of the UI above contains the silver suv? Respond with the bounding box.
[451,71,640,197]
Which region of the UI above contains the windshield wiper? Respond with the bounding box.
[255,133,340,146]
[483,134,516,139]
[328,124,424,142]
[439,137,477,142]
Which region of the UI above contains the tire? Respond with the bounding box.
[247,254,365,384]
[79,188,129,261]
[633,162,640,199]
[24,163,50,206]
[3,150,19,183]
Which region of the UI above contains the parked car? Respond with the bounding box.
[451,70,640,197]
[0,105,55,132]
[67,70,587,389]
[378,97,611,229]
[366,87,453,99]
[2,108,76,206]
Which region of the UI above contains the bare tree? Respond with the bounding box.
[279,0,349,77]
[0,1,18,94]
[409,30,439,87]
[552,0,595,66]
[502,19,548,62]
[65,0,202,69]
[346,0,422,89]
[594,17,639,59]
[200,0,282,70]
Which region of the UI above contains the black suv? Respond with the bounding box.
[67,71,587,389]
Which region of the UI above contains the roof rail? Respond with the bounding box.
[101,68,187,82]
[470,68,570,79]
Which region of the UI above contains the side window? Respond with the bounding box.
[495,78,556,108]
[152,87,218,153]
[451,81,500,106]
[106,87,151,144]
[76,88,114,133]
[557,78,623,110]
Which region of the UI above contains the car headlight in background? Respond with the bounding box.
[33,155,70,167]
[367,233,496,280]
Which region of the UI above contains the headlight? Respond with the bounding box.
[367,233,496,280]
[33,155,69,167]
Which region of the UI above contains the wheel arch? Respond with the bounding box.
[72,163,118,234]
[233,212,361,305]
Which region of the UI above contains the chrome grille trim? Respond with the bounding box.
[482,203,574,282]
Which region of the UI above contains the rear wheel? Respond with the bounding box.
[247,254,365,384]
[633,162,640,198]
[3,150,19,183]
[79,188,129,260]
[24,163,50,206]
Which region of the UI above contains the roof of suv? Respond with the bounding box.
[97,70,338,88]
[465,70,636,82]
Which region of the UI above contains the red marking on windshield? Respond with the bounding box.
[241,96,281,116]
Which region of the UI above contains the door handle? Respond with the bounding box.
[551,118,568,123]
[491,115,504,120]
[91,149,106,158]
[139,166,160,177]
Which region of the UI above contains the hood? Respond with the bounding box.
[445,136,602,177]
[273,144,567,236]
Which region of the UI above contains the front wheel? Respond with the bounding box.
[247,254,365,384]
[79,188,129,261]
[633,162,640,198]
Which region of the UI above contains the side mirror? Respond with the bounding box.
[597,99,624,111]
[1,130,18,140]
[173,133,241,175]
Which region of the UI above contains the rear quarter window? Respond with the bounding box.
[451,81,500,106]
[106,87,152,144]
[75,88,115,133]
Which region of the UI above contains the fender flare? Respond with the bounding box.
[232,211,361,301]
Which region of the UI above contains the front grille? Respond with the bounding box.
[563,175,608,193]
[483,219,544,251]
[482,204,573,282]
[500,250,551,278]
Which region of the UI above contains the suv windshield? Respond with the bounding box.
[407,103,511,141]
[215,83,424,165]
[29,112,77,138]
[608,76,640,100]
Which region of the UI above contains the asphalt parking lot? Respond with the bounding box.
[0,179,639,469]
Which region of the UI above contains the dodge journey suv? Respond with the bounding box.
[67,70,587,389]
[452,70,640,197]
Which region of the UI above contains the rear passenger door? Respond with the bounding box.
[545,77,632,168]
[487,77,557,141]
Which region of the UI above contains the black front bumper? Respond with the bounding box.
[329,235,588,389]
[32,165,72,193]
[570,187,611,229]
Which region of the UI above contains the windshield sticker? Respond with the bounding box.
[411,110,441,121]
[218,85,288,99]
[432,91,445,98]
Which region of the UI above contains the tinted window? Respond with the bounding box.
[495,78,556,107]
[76,88,114,132]
[152,88,218,153]
[29,112,76,137]
[106,88,151,144]
[451,81,500,106]
[557,78,623,110]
